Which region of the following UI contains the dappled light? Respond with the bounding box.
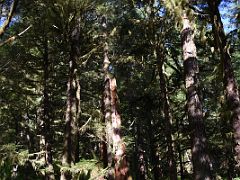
[0,0,239,179]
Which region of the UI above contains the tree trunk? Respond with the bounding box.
[207,0,240,174]
[145,97,163,180]
[13,113,20,145]
[101,17,114,178]
[37,38,55,180]
[177,144,184,180]
[61,23,81,180]
[103,51,114,177]
[136,120,147,180]
[42,38,55,180]
[148,119,162,180]
[101,66,112,169]
[100,17,129,179]
[110,77,129,180]
[149,133,162,180]
[181,13,212,180]
[220,112,235,179]
[157,52,178,180]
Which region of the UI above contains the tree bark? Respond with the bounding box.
[220,112,235,179]
[177,144,184,180]
[101,65,112,169]
[42,38,55,180]
[100,17,129,179]
[207,0,240,174]
[110,77,129,180]
[101,17,114,178]
[157,52,178,180]
[61,23,81,180]
[136,119,147,180]
[148,125,162,180]
[181,13,212,180]
[145,96,163,180]
[37,37,55,180]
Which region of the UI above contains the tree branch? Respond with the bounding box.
[188,4,209,18]
[0,25,32,47]
[165,61,181,75]
[0,0,19,37]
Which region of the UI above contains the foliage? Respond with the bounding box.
[0,0,239,179]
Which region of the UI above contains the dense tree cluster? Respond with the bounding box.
[0,0,239,179]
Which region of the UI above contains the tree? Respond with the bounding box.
[38,34,55,180]
[153,2,178,178]
[61,15,81,180]
[101,12,129,179]
[0,0,19,37]
[181,11,212,180]
[101,15,114,177]
[157,50,178,180]
[1,0,240,179]
[207,0,240,175]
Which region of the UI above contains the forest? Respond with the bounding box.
[0,0,239,179]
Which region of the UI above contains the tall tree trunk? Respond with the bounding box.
[103,45,113,174]
[145,96,163,180]
[207,0,240,174]
[110,77,129,180]
[61,23,81,180]
[149,130,162,180]
[42,38,55,180]
[220,112,235,179]
[101,17,129,179]
[147,119,162,180]
[101,17,114,178]
[157,52,178,180]
[149,1,177,177]
[181,13,212,180]
[101,64,112,169]
[37,38,55,180]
